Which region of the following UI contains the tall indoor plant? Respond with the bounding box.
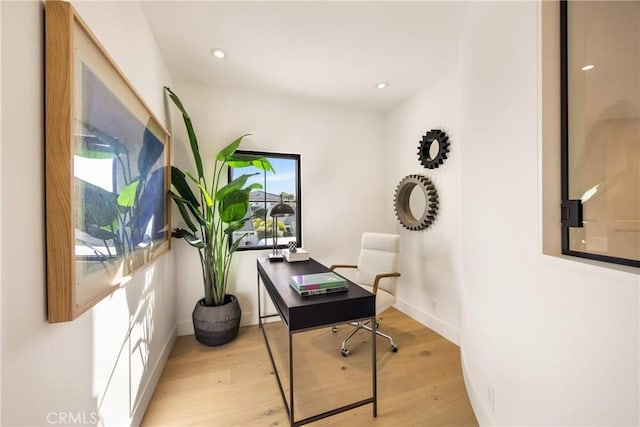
[165,87,274,346]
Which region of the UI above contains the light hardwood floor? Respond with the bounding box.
[142,307,478,426]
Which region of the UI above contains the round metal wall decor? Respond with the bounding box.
[418,129,450,169]
[393,174,439,231]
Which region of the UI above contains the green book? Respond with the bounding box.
[289,272,347,291]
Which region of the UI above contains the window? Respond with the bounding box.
[228,151,301,251]
[560,1,640,267]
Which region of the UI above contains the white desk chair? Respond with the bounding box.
[331,232,401,356]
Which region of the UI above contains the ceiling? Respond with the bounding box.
[141,1,469,111]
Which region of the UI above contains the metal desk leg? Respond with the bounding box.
[372,315,377,417]
[289,331,294,427]
[257,270,261,329]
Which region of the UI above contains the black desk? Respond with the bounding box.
[257,257,377,426]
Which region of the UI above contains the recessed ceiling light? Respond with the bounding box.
[376,81,389,90]
[581,64,594,71]
[209,48,227,59]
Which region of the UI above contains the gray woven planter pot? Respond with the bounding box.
[192,294,241,346]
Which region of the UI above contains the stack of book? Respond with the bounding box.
[283,248,309,262]
[289,272,348,297]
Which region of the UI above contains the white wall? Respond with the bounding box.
[1,2,176,425]
[458,2,639,426]
[384,71,463,344]
[170,82,388,334]
[0,1,3,423]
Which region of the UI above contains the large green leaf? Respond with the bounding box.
[226,154,275,173]
[164,87,204,180]
[223,218,250,234]
[215,173,260,202]
[170,166,200,208]
[216,134,251,162]
[200,186,214,208]
[245,182,262,191]
[117,179,140,207]
[172,228,205,249]
[169,191,208,227]
[184,171,213,207]
[219,189,251,223]
[171,197,198,232]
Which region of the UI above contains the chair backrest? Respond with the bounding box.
[355,232,400,295]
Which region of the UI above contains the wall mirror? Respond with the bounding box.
[418,129,450,169]
[393,175,439,231]
[429,139,440,160]
[409,182,427,219]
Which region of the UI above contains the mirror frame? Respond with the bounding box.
[393,174,439,231]
[418,129,450,169]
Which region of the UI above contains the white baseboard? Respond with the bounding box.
[394,298,460,346]
[461,349,494,426]
[131,324,177,426]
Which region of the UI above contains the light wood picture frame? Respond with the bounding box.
[45,0,171,322]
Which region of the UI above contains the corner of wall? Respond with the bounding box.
[395,298,460,346]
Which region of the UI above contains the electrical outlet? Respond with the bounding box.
[431,297,438,313]
[488,387,495,412]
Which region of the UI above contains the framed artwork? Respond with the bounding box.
[45,1,171,322]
